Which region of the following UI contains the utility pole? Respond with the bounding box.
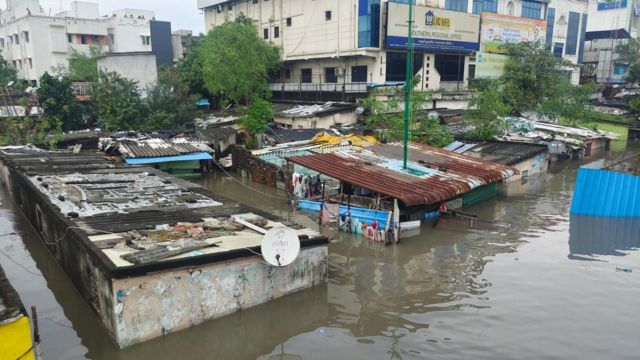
[403,0,414,169]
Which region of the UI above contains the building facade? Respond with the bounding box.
[0,0,162,84]
[199,0,572,97]
[581,0,639,84]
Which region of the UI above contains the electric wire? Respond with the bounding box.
[212,160,291,201]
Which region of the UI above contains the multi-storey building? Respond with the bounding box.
[0,0,162,84]
[199,0,569,99]
[581,0,639,84]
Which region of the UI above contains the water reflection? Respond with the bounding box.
[569,215,640,259]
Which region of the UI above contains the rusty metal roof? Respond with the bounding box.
[288,142,517,206]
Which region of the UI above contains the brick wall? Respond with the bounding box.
[232,145,292,193]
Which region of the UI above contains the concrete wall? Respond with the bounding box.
[274,111,357,129]
[97,53,158,90]
[506,152,549,182]
[112,245,328,347]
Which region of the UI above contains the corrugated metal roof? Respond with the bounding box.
[462,141,548,165]
[105,138,214,159]
[125,152,213,165]
[288,143,517,206]
[570,167,640,218]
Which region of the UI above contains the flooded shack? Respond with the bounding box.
[0,148,328,348]
[288,142,517,237]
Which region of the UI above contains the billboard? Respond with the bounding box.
[597,0,627,10]
[476,52,508,78]
[480,13,546,54]
[386,2,480,53]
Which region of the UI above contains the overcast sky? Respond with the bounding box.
[1,0,206,34]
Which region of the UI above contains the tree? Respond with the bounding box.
[465,80,511,140]
[142,68,201,130]
[38,72,84,131]
[176,40,209,99]
[363,89,452,146]
[0,96,61,147]
[239,97,273,148]
[196,16,281,106]
[68,46,103,82]
[501,41,574,113]
[0,55,17,86]
[91,71,145,131]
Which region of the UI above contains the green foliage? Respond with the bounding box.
[176,40,209,98]
[68,46,103,82]
[616,39,640,114]
[0,97,61,148]
[91,71,146,131]
[502,42,574,113]
[539,80,597,125]
[465,80,511,141]
[0,54,17,86]
[38,72,85,132]
[239,97,273,148]
[142,68,201,131]
[196,16,281,106]
[363,91,452,146]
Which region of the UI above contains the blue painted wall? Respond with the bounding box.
[571,168,640,218]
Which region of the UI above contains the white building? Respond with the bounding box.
[97,52,158,90]
[580,0,639,84]
[198,0,485,98]
[0,0,157,84]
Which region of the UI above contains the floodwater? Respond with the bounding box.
[1,143,639,360]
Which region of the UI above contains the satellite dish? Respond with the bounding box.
[261,227,300,267]
[355,106,365,115]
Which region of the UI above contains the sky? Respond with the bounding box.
[1,0,206,34]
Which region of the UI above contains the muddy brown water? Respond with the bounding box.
[1,143,639,360]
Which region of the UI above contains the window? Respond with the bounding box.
[285,69,291,80]
[351,65,368,82]
[286,17,292,27]
[28,58,32,69]
[274,26,279,38]
[108,34,114,45]
[521,1,542,19]
[23,31,29,43]
[553,43,563,58]
[68,34,72,43]
[301,68,312,83]
[263,28,269,39]
[325,11,332,21]
[14,34,19,44]
[17,60,22,69]
[545,8,555,50]
[253,0,258,3]
[141,36,150,45]
[0,39,4,48]
[227,4,232,10]
[358,0,381,48]
[565,11,580,55]
[507,1,514,15]
[445,0,468,12]
[473,0,497,14]
[80,34,87,44]
[325,67,337,83]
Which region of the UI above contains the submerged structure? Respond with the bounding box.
[0,148,328,348]
[0,265,35,360]
[571,152,640,218]
[288,142,516,236]
[100,135,215,178]
[445,141,549,182]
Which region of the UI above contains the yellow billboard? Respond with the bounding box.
[480,13,546,54]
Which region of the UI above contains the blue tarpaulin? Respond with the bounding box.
[125,152,213,165]
[196,99,210,106]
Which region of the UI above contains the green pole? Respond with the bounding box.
[403,0,414,170]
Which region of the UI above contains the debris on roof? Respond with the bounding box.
[99,135,215,163]
[274,102,358,118]
[288,142,517,206]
